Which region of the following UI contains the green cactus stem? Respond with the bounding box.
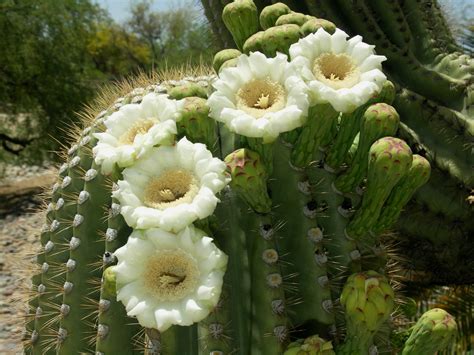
[222,0,259,51]
[402,308,457,355]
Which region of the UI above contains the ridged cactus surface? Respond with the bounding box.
[203,0,474,286]
[24,2,462,354]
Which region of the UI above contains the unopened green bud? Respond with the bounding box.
[402,308,457,355]
[259,2,291,30]
[168,83,207,100]
[335,103,401,193]
[102,266,117,299]
[339,271,394,354]
[243,30,265,54]
[222,0,259,50]
[373,154,431,233]
[244,24,301,57]
[213,49,242,73]
[300,18,336,36]
[346,137,412,238]
[225,148,272,213]
[275,12,310,27]
[178,97,216,148]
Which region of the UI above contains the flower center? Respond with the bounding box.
[119,119,156,145]
[236,78,286,118]
[143,249,200,301]
[312,53,360,89]
[143,169,199,209]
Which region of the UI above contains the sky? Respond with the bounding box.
[94,0,201,23]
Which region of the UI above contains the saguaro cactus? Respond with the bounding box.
[203,0,474,286]
[24,2,460,354]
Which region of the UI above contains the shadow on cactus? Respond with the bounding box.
[24,1,460,354]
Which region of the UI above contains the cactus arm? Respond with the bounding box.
[365,1,416,55]
[334,103,400,193]
[291,104,339,169]
[271,141,336,328]
[333,0,466,109]
[394,91,474,186]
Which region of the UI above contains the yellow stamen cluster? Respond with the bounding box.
[119,119,156,145]
[313,53,360,89]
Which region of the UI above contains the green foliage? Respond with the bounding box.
[0,0,217,163]
[0,0,105,159]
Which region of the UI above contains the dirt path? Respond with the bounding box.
[0,165,54,354]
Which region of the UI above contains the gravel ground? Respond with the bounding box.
[0,164,50,354]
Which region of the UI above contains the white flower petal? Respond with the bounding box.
[115,226,228,332]
[115,137,228,232]
[208,51,309,140]
[289,28,387,112]
[93,94,183,174]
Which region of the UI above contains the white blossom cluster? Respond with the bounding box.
[93,92,229,332]
[208,28,387,141]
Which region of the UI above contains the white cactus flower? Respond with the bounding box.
[208,51,309,143]
[113,137,229,232]
[114,226,228,332]
[93,93,184,174]
[290,28,387,113]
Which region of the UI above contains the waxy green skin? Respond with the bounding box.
[25,1,456,354]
